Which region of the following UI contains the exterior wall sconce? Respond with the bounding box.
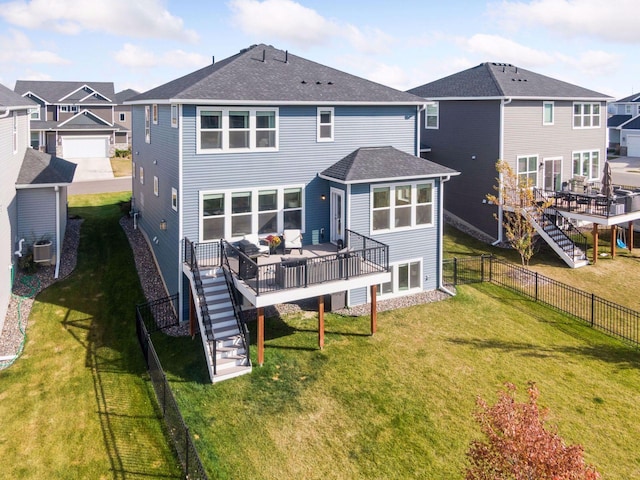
[321,194,326,200]
[160,219,167,231]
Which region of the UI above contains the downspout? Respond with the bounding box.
[54,185,61,279]
[0,109,12,119]
[416,104,426,157]
[493,97,512,245]
[438,175,456,296]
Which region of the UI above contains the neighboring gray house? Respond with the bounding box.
[114,88,138,148]
[0,83,75,333]
[408,63,613,261]
[14,80,129,159]
[607,92,640,155]
[127,44,458,382]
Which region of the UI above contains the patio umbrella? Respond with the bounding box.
[602,160,614,199]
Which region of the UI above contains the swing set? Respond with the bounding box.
[617,227,627,249]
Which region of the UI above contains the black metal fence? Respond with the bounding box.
[443,255,640,347]
[135,296,209,480]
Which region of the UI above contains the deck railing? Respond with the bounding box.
[536,187,639,218]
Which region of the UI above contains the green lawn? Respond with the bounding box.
[157,282,640,479]
[0,192,180,479]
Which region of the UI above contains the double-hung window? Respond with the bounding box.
[573,102,601,128]
[197,107,278,152]
[572,150,599,180]
[517,155,538,187]
[119,112,126,122]
[171,104,178,128]
[144,106,151,144]
[152,104,158,124]
[425,102,438,129]
[317,107,334,141]
[200,186,303,241]
[372,181,434,233]
[543,101,554,125]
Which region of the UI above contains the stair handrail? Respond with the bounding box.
[186,238,217,375]
[220,240,251,366]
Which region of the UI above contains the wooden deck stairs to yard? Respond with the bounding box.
[527,209,589,268]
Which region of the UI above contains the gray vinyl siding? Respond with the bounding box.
[131,104,180,296]
[422,100,501,238]
[181,104,416,244]
[16,188,57,250]
[0,111,30,328]
[503,100,607,183]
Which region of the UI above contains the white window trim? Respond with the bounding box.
[153,176,159,196]
[373,258,423,301]
[425,102,439,129]
[573,102,601,129]
[171,104,178,128]
[516,154,539,187]
[132,161,136,179]
[144,105,150,144]
[139,166,144,185]
[119,112,126,122]
[171,187,178,211]
[543,101,554,126]
[30,107,40,120]
[317,107,334,142]
[59,105,78,114]
[370,180,435,235]
[572,149,600,181]
[199,184,304,242]
[196,106,279,154]
[152,104,158,124]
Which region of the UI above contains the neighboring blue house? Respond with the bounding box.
[127,44,457,382]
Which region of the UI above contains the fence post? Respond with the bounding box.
[591,293,595,327]
[453,257,458,286]
[480,255,485,282]
[162,372,167,417]
[185,426,190,475]
[535,272,539,302]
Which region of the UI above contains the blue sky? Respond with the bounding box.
[0,0,637,99]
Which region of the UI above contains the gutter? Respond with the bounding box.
[438,175,456,296]
[54,185,61,279]
[494,98,513,244]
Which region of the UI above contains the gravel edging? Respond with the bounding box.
[0,218,83,361]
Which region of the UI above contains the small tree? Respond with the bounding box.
[466,382,600,480]
[487,160,551,266]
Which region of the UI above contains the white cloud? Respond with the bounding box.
[493,0,640,43]
[0,29,70,65]
[0,0,198,42]
[460,34,554,67]
[228,0,394,54]
[113,43,210,69]
[556,50,622,76]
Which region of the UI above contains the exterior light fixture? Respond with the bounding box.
[321,194,326,200]
[160,219,167,231]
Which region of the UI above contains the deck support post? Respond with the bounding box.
[318,295,325,350]
[612,225,617,259]
[370,285,377,335]
[629,221,634,252]
[592,223,598,264]
[189,287,196,337]
[257,307,264,366]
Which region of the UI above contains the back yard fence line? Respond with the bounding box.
[443,255,640,347]
[135,295,209,480]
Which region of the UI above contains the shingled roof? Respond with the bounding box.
[407,63,612,101]
[128,44,424,105]
[16,148,76,186]
[616,92,640,103]
[0,82,36,110]
[608,114,633,128]
[14,80,115,104]
[319,146,458,184]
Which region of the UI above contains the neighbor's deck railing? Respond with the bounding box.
[443,255,640,347]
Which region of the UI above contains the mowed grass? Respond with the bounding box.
[0,192,180,479]
[109,155,132,177]
[157,282,640,479]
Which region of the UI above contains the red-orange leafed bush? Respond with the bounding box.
[466,382,600,480]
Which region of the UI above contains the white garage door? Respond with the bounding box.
[627,135,640,157]
[62,136,108,158]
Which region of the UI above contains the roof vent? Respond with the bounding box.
[212,56,215,64]
[316,81,322,85]
[327,81,333,85]
[301,80,307,84]
[285,50,288,63]
[262,49,266,62]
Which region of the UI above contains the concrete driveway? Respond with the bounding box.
[72,157,114,182]
[608,156,640,188]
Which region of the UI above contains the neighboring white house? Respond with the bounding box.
[607,92,640,155]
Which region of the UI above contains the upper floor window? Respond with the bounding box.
[153,176,159,196]
[119,112,126,122]
[197,107,278,153]
[371,181,434,233]
[317,107,334,141]
[171,104,178,128]
[425,102,439,129]
[625,104,632,114]
[30,108,40,120]
[543,101,554,125]
[144,106,150,144]
[171,187,178,211]
[517,155,538,187]
[139,166,144,184]
[573,102,600,128]
[59,105,78,113]
[573,150,599,180]
[152,104,158,124]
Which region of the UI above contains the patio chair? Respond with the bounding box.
[242,233,270,257]
[283,229,303,254]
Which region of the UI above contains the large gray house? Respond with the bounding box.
[408,63,613,255]
[127,44,458,382]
